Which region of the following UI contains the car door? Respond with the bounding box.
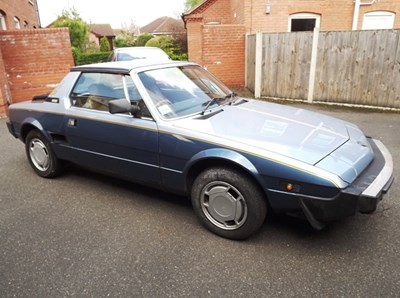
[64,72,160,185]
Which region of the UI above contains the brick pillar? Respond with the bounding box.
[0,49,11,117]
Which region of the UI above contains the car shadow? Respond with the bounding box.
[61,164,376,248]
[63,164,192,208]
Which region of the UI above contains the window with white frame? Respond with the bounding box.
[0,11,6,30]
[14,16,20,29]
[289,13,320,32]
[23,21,28,29]
[362,11,395,30]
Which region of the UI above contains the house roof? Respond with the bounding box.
[89,24,115,37]
[140,16,185,35]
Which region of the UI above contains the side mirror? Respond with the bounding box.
[108,98,141,116]
[109,98,132,114]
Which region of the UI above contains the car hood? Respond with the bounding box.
[172,100,373,183]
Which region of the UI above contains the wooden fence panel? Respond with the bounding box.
[247,29,400,108]
[246,34,256,92]
[314,30,400,108]
[261,32,313,99]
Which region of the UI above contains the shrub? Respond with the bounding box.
[114,37,129,48]
[145,37,160,48]
[71,46,79,65]
[99,36,110,52]
[145,36,187,61]
[170,53,188,61]
[135,33,154,46]
[75,52,111,65]
[114,30,136,47]
[85,42,100,54]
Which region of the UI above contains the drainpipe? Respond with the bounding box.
[34,0,41,28]
[352,0,376,30]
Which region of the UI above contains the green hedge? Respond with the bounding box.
[170,53,188,61]
[73,49,187,66]
[75,52,111,66]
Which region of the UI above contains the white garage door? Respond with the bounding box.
[362,11,395,30]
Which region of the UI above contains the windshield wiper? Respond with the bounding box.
[200,92,236,115]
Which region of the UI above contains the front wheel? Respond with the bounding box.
[25,130,63,178]
[191,167,267,240]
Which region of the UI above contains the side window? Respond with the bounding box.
[125,75,141,101]
[70,72,152,118]
[125,75,152,119]
[70,73,125,111]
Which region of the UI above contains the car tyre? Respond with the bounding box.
[25,130,63,178]
[191,167,267,240]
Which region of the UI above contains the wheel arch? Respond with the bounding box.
[184,148,268,199]
[20,118,49,143]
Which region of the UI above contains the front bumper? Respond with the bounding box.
[299,138,394,230]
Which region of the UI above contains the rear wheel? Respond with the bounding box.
[25,130,62,178]
[191,167,267,240]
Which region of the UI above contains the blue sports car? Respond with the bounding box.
[6,60,394,239]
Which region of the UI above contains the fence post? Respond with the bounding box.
[254,32,263,99]
[245,33,249,88]
[307,27,319,103]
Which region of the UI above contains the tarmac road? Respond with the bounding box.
[0,104,399,297]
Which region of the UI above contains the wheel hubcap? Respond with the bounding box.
[29,138,50,171]
[200,181,247,230]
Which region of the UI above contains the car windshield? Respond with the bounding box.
[138,65,233,119]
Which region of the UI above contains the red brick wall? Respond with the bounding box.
[0,0,40,29]
[202,24,246,88]
[186,21,203,64]
[202,0,232,24]
[0,48,10,116]
[230,0,245,24]
[0,28,74,116]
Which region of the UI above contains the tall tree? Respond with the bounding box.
[114,20,139,48]
[51,8,88,51]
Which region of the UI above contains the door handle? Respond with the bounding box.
[68,118,77,127]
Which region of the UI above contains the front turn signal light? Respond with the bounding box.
[280,182,300,192]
